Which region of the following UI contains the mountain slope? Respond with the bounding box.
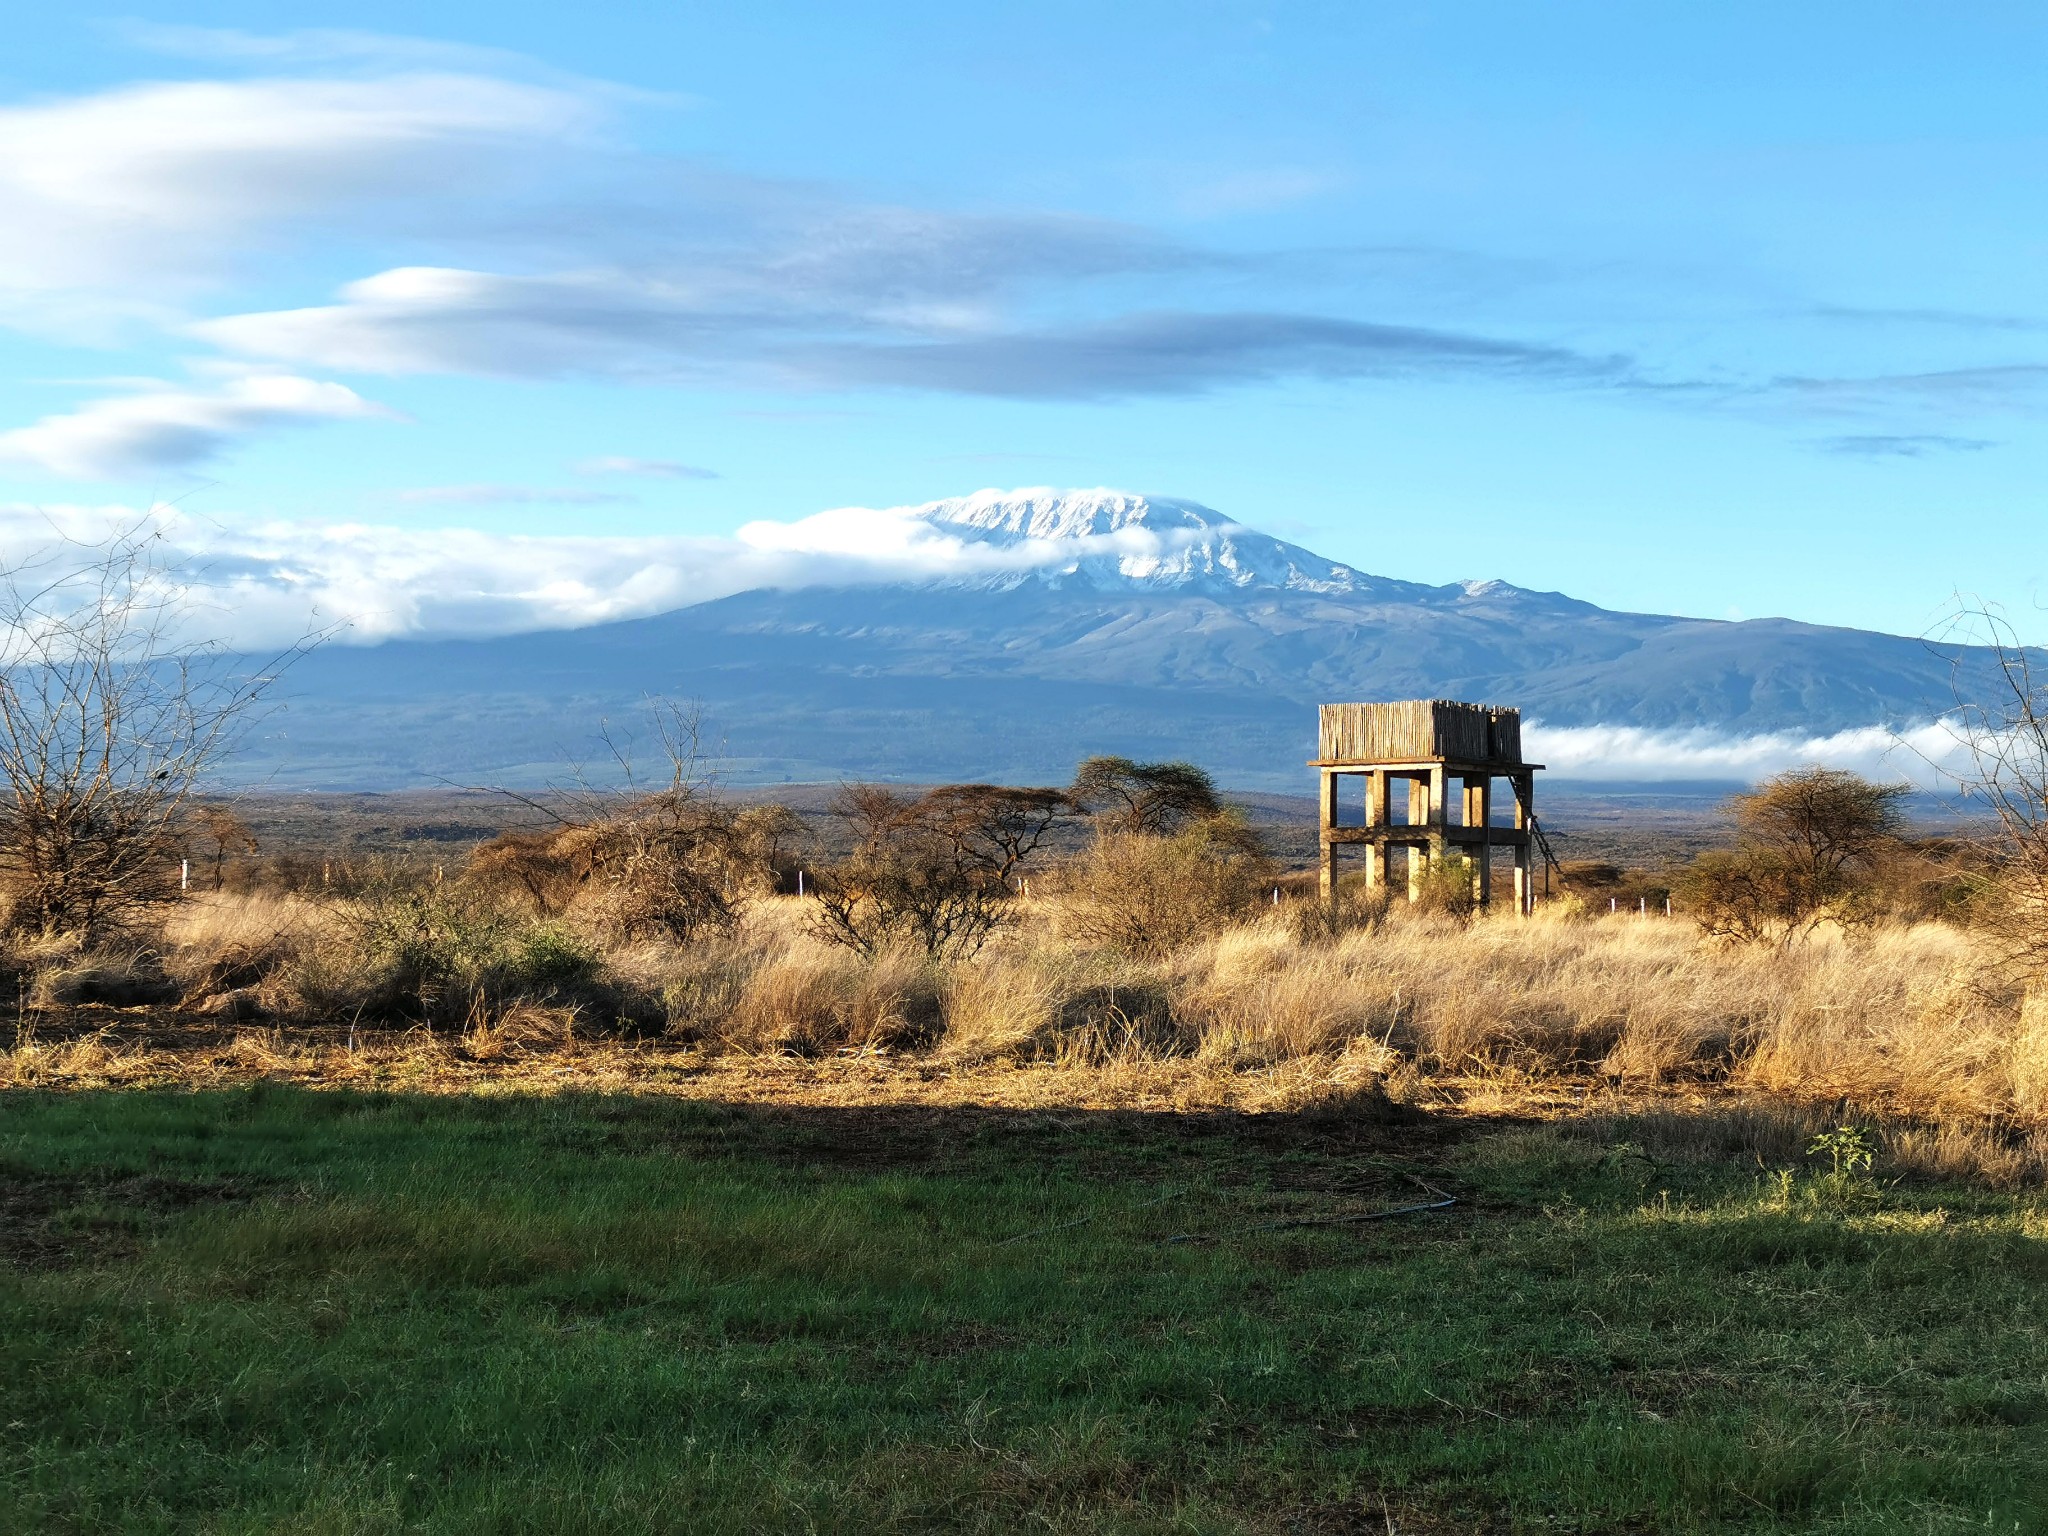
[241,489,1993,789]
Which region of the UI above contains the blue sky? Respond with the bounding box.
[1,2,2044,644]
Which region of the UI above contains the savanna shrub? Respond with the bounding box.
[809,783,1066,958]
[1056,813,1273,956]
[504,923,603,996]
[347,873,514,1020]
[1410,853,1481,921]
[469,791,782,943]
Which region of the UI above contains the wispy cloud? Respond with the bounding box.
[795,312,1621,400]
[1810,303,2048,334]
[395,483,630,506]
[0,32,1645,416]
[1767,363,2048,416]
[0,25,2037,453]
[199,270,1624,399]
[0,374,393,478]
[1812,433,1997,458]
[575,456,718,479]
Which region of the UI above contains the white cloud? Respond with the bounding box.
[0,374,393,478]
[1527,721,1967,789]
[0,493,1218,648]
[0,68,599,318]
[577,456,717,479]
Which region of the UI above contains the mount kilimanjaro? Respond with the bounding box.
[251,489,1987,789]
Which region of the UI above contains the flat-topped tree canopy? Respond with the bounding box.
[1315,699,1532,768]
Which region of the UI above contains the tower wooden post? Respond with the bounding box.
[1510,768,1534,915]
[1464,773,1493,905]
[1318,768,1340,900]
[1363,769,1387,892]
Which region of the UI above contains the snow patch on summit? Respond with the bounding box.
[907,487,1370,595]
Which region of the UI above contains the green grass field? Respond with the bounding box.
[2,1086,2043,1534]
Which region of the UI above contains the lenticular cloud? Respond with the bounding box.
[0,375,391,479]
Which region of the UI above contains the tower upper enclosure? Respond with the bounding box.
[1316,699,1524,768]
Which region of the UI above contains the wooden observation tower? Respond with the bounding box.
[1313,700,1543,913]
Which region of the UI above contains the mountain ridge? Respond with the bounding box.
[240,488,1994,790]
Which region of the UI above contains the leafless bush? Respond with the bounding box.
[1939,605,2048,982]
[0,526,313,939]
[469,703,784,943]
[468,829,581,916]
[809,781,1067,957]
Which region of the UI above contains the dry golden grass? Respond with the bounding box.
[7,890,2047,1184]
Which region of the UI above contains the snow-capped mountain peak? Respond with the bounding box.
[904,487,1370,596]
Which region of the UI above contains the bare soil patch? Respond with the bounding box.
[0,1164,262,1269]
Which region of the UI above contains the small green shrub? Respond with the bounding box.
[503,924,602,996]
[1410,854,1480,920]
[347,876,513,1021]
[1808,1123,1875,1178]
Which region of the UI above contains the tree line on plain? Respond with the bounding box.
[4,528,2048,996]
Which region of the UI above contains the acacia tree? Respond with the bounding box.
[0,527,310,938]
[1734,768,1908,896]
[1068,756,1221,835]
[1679,767,1907,941]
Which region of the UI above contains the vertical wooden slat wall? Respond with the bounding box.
[1317,700,1523,764]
